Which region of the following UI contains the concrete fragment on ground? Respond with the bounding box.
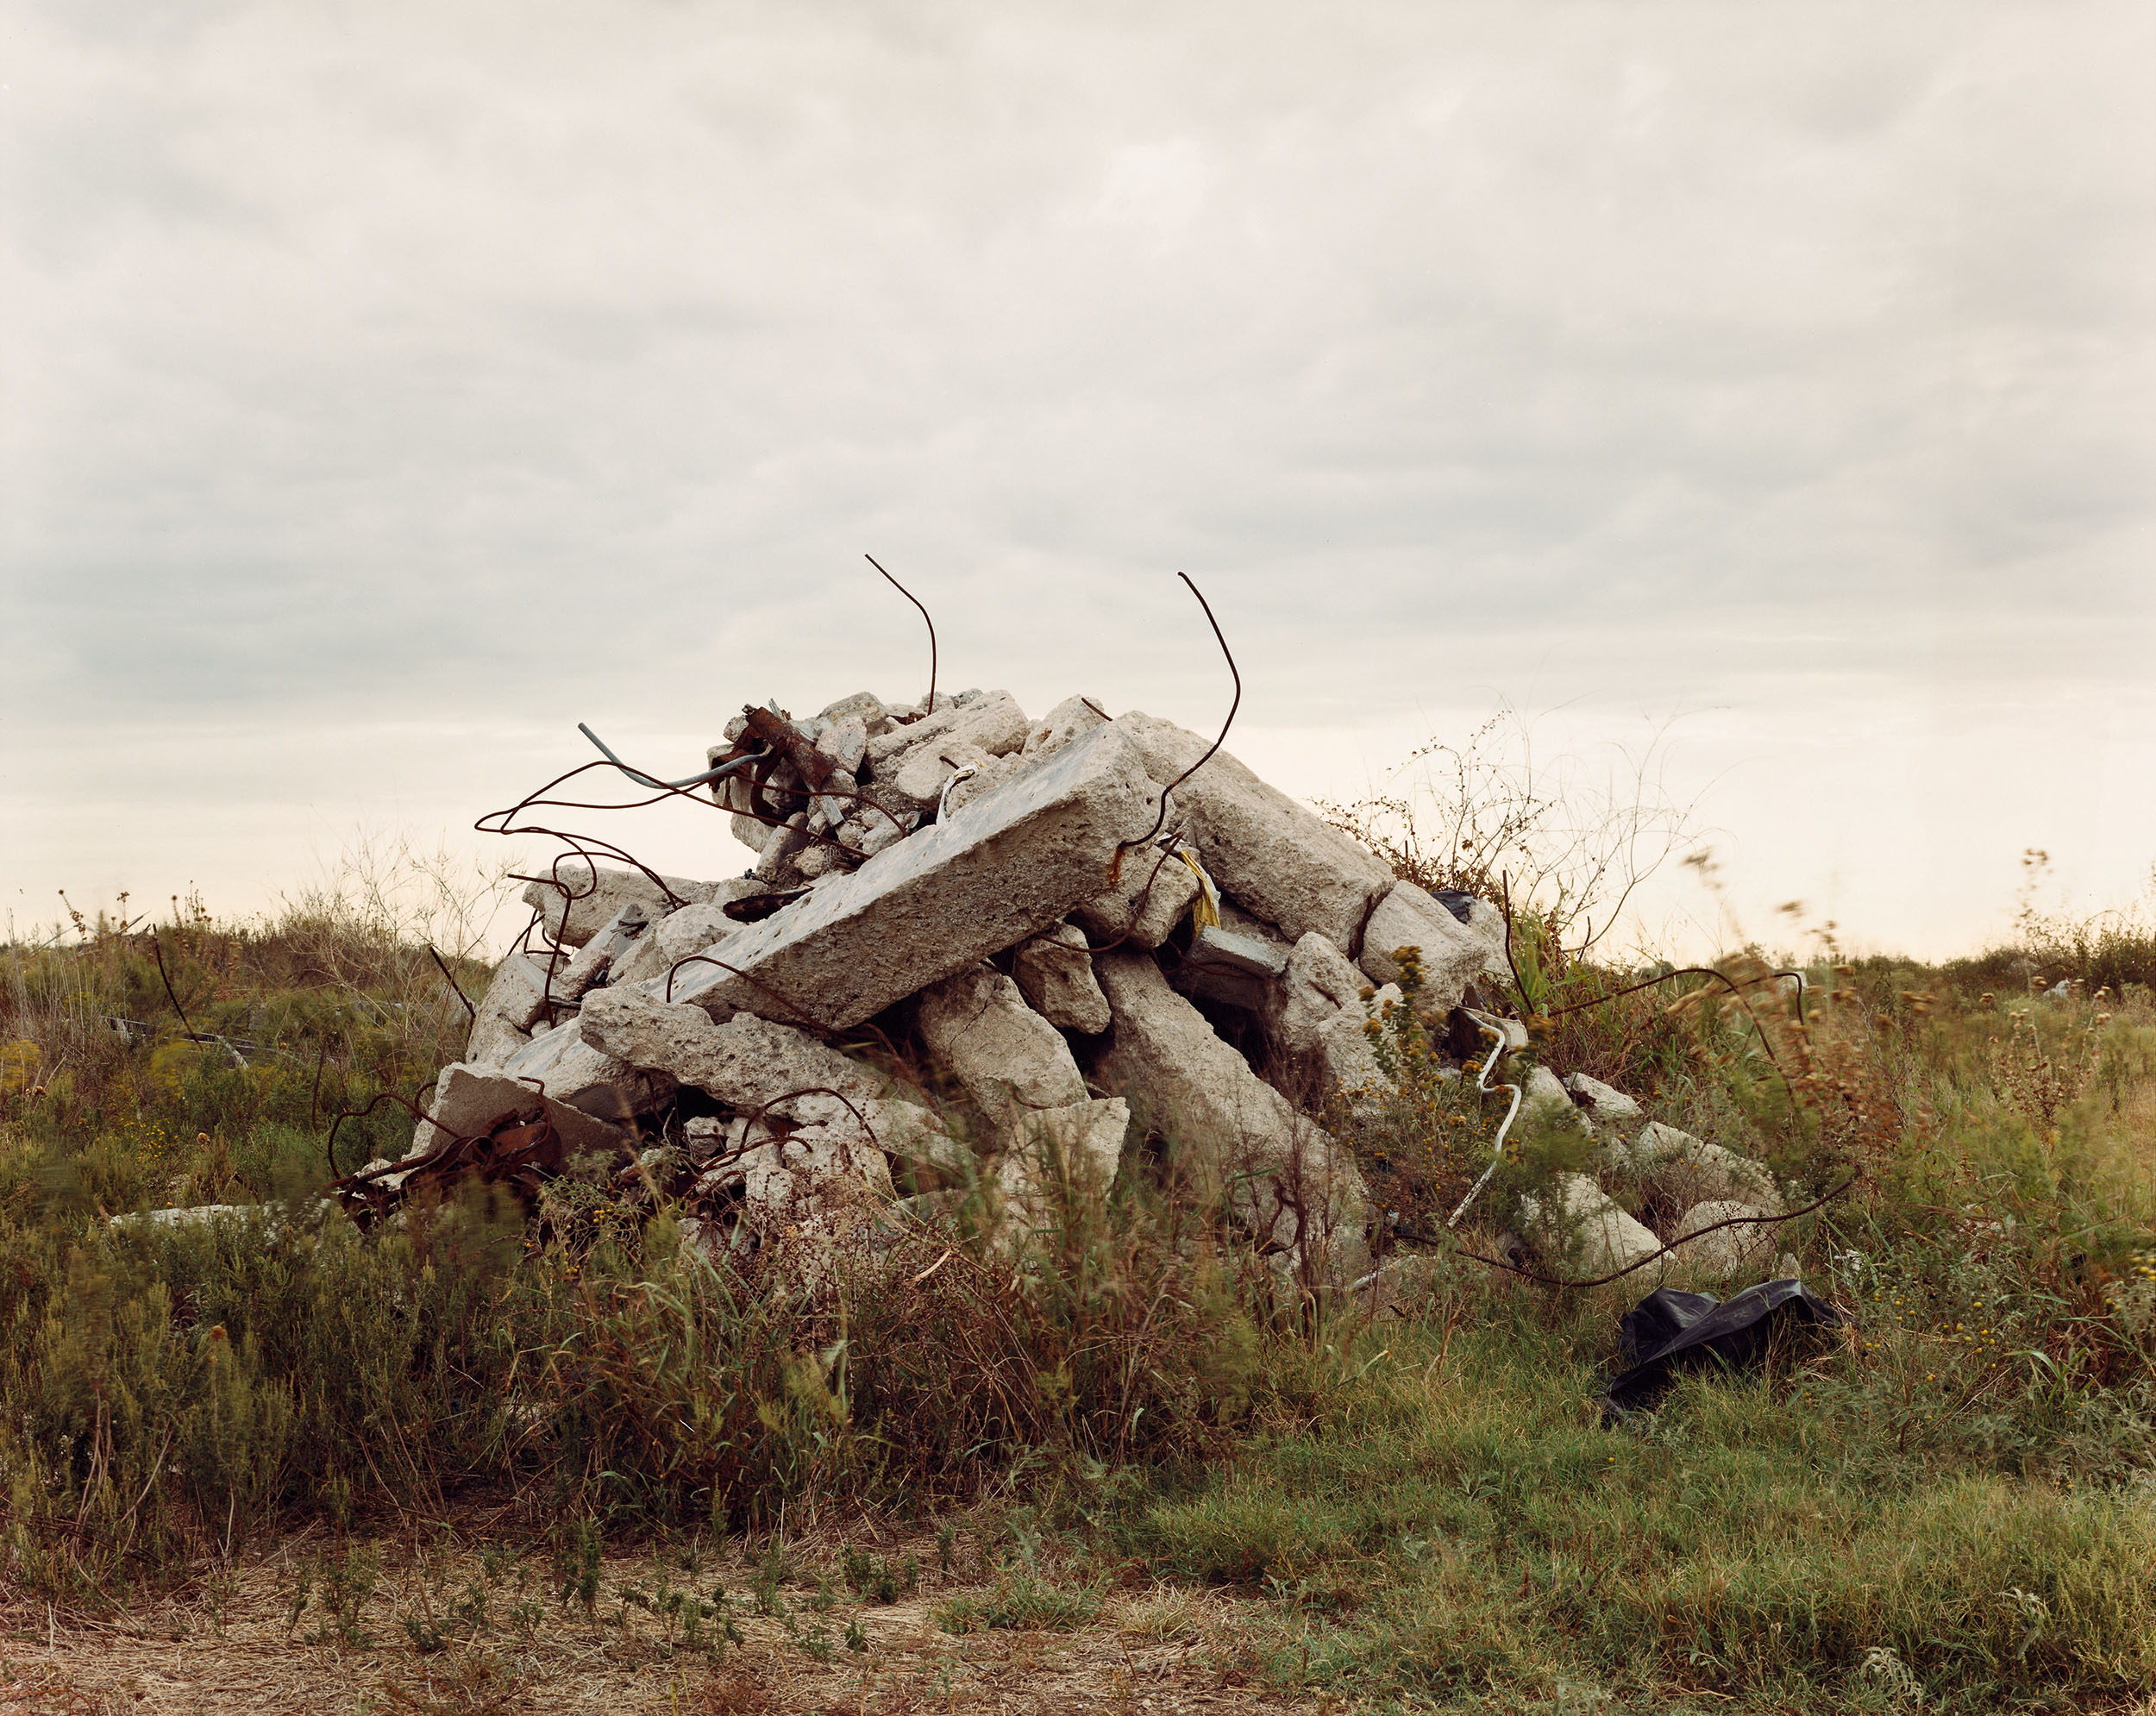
[1520,1064,1592,1136]
[1516,1174,1664,1278]
[1665,1199,1777,1274]
[1011,922,1112,1034]
[661,722,1160,1030]
[1094,949,1369,1284]
[523,862,723,949]
[1357,880,1506,1009]
[1565,1073,1642,1129]
[1623,1121,1781,1212]
[915,964,1088,1125]
[1112,711,1395,949]
[1071,843,1201,949]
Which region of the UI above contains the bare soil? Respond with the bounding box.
[0,1531,1321,1715]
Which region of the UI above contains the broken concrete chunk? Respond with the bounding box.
[498,1021,679,1124]
[835,806,916,860]
[817,717,869,777]
[478,953,550,1034]
[995,1097,1130,1224]
[607,886,764,991]
[1094,950,1369,1284]
[1012,922,1112,1034]
[1071,844,1202,949]
[1516,1174,1664,1278]
[941,749,1033,817]
[406,1062,635,1165]
[1521,1064,1592,1136]
[1175,923,1290,1012]
[864,689,1029,775]
[553,903,651,1003]
[1022,695,1109,759]
[579,986,884,1113]
[816,691,893,737]
[915,964,1088,1122]
[523,863,722,949]
[1357,881,1506,1011]
[1626,1122,1781,1212]
[465,1011,531,1073]
[1565,1073,1642,1126]
[1111,711,1394,951]
[1666,1199,1777,1274]
[1314,986,1400,1113]
[1270,932,1367,1058]
[663,722,1159,1030]
[891,739,994,810]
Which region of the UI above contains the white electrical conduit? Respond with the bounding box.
[1445,1010,1526,1230]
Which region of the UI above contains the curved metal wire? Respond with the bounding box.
[577,723,761,792]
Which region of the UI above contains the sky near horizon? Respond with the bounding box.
[4,3,2153,959]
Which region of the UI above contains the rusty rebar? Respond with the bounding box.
[867,554,937,715]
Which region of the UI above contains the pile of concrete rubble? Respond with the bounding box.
[339,687,1790,1292]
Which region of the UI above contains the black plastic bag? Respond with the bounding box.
[1603,1278,1844,1415]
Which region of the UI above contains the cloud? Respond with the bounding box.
[3,0,2152,951]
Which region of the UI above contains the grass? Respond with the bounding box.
[4,861,2156,1711]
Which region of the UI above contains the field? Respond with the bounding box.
[3,865,2154,1713]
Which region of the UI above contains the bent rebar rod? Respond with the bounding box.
[577,722,761,792]
[1445,1010,1526,1230]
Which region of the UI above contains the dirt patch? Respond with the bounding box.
[0,1531,1317,1714]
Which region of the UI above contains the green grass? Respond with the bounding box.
[1115,1309,2156,1710]
[5,882,2156,1711]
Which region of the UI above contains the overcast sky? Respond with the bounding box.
[4,2,2153,956]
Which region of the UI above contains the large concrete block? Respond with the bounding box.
[1111,712,1393,950]
[661,722,1160,1030]
[915,964,1088,1120]
[579,986,883,1112]
[1094,950,1369,1284]
[1357,880,1504,1011]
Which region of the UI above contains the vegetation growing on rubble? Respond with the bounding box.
[5,836,2156,1712]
